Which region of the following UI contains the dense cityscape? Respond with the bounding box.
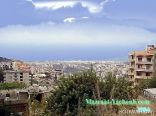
[1,45,156,115]
[0,59,129,86]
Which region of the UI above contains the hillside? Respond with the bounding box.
[0,57,12,62]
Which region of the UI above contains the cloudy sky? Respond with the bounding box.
[0,0,156,61]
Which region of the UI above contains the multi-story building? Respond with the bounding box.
[3,70,30,85]
[0,61,12,70]
[128,45,156,85]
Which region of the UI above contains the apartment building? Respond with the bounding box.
[3,70,30,85]
[128,45,156,84]
[0,61,12,70]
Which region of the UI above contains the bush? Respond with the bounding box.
[0,82,27,90]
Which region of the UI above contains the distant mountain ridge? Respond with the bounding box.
[0,57,12,62]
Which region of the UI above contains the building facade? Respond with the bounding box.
[128,45,156,85]
[3,70,30,85]
[0,61,12,70]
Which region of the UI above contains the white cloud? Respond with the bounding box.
[31,1,77,10]
[63,16,89,23]
[80,1,103,13]
[28,0,113,14]
[25,0,32,2]
[0,23,156,46]
[82,16,89,19]
[64,17,76,23]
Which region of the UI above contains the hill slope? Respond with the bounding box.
[0,57,12,62]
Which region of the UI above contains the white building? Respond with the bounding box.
[143,88,156,100]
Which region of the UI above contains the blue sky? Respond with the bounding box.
[0,0,156,61]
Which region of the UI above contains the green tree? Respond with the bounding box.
[148,77,156,88]
[138,77,156,90]
[99,73,138,113]
[45,70,139,116]
[138,79,150,90]
[45,70,98,116]
[0,82,27,90]
[0,69,4,83]
[0,107,20,116]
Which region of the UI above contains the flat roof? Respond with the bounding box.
[129,51,154,56]
[4,70,29,73]
[144,88,156,95]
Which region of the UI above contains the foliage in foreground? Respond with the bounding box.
[0,82,27,90]
[0,69,4,82]
[45,70,139,116]
[138,77,156,90]
[0,107,20,116]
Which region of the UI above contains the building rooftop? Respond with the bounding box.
[129,50,154,56]
[129,45,156,56]
[144,88,156,95]
[3,70,30,73]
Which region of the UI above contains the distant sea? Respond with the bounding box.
[0,44,145,61]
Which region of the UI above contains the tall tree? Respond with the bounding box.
[149,77,156,88]
[44,70,139,116]
[0,69,4,83]
[45,69,98,116]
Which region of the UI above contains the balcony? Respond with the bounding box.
[129,58,135,62]
[128,72,134,75]
[135,76,152,79]
[136,68,153,72]
[136,59,153,64]
[136,62,153,65]
[129,65,135,69]
[129,78,135,82]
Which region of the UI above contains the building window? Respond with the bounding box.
[137,72,142,76]
[131,76,134,79]
[131,62,135,66]
[15,73,17,76]
[146,65,151,69]
[146,73,151,76]
[147,57,152,62]
[6,93,10,97]
[138,65,142,69]
[138,57,142,62]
